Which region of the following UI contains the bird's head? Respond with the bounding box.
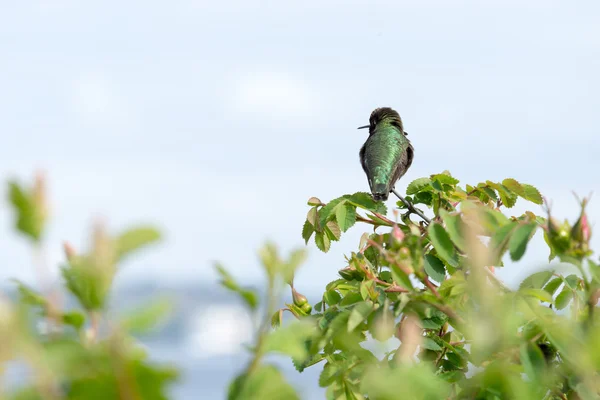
[357,107,404,134]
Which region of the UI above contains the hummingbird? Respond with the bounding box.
[358,107,414,201]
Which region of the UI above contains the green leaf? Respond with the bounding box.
[345,192,387,214]
[424,254,446,283]
[520,288,553,303]
[271,310,282,328]
[348,301,374,332]
[325,221,341,241]
[428,222,458,268]
[406,178,432,195]
[508,222,537,261]
[121,298,173,334]
[302,220,314,244]
[431,173,459,186]
[519,270,554,290]
[8,181,45,241]
[564,274,580,290]
[421,337,443,351]
[520,342,546,381]
[62,311,86,331]
[12,279,46,308]
[335,204,357,232]
[228,365,299,400]
[215,264,259,310]
[324,290,342,306]
[486,181,518,208]
[115,226,161,260]
[555,287,573,310]
[489,221,518,264]
[439,210,466,251]
[315,232,331,253]
[521,184,543,204]
[543,277,563,297]
[318,197,347,228]
[264,320,315,360]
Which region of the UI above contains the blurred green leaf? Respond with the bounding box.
[439,210,466,251]
[215,264,259,310]
[8,180,46,242]
[115,226,161,260]
[121,298,173,335]
[264,320,315,360]
[348,301,374,332]
[508,223,537,261]
[555,287,573,310]
[424,254,446,283]
[228,365,299,400]
[428,222,459,268]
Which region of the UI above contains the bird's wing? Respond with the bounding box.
[359,142,369,174]
[390,140,414,185]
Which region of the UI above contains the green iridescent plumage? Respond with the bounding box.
[358,107,413,201]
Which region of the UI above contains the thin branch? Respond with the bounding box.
[391,189,431,224]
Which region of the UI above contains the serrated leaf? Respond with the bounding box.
[406,178,432,195]
[428,222,458,268]
[335,204,357,232]
[543,277,563,296]
[424,254,446,283]
[115,226,161,260]
[302,220,314,244]
[345,192,387,214]
[314,232,331,253]
[555,287,573,310]
[508,223,537,261]
[306,207,318,226]
[486,181,518,208]
[431,173,459,186]
[293,353,325,373]
[325,221,341,241]
[348,301,374,332]
[521,184,543,204]
[318,197,347,228]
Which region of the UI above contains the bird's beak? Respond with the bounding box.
[357,125,370,130]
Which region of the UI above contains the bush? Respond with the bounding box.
[221,172,600,400]
[4,173,178,399]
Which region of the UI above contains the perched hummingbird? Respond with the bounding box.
[358,107,414,201]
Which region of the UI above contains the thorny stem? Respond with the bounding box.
[391,189,431,224]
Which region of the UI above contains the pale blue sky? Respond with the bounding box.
[1,1,599,290]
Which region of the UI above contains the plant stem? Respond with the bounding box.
[391,189,431,224]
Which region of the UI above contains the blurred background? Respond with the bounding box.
[1,1,599,398]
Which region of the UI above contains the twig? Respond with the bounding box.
[391,189,431,224]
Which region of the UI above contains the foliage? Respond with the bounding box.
[222,171,600,399]
[2,175,178,399]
